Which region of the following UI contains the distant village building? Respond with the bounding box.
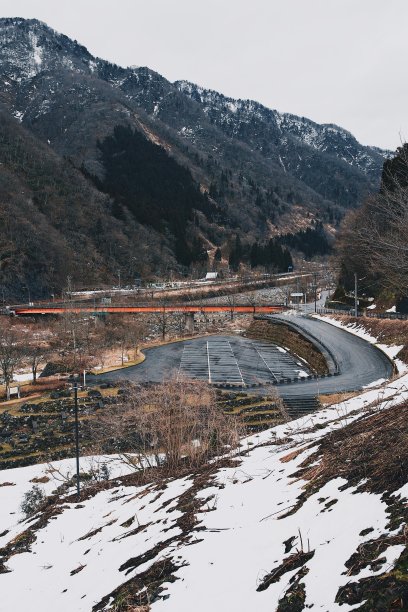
[205,272,218,281]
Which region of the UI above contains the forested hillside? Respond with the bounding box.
[0,113,177,298]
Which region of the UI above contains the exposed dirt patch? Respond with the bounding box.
[92,557,183,611]
[336,544,408,610]
[277,568,308,612]
[70,563,86,576]
[343,531,407,577]
[257,550,314,592]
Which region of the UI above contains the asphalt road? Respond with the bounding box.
[267,313,393,396]
[93,314,393,397]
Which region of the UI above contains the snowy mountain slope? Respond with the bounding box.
[1,371,407,611]
[175,80,390,181]
[0,17,388,176]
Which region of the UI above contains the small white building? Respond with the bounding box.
[205,272,218,281]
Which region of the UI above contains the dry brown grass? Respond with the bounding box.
[280,448,306,464]
[295,402,408,496]
[89,376,243,476]
[319,391,359,406]
[29,476,50,484]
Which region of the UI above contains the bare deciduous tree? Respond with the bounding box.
[50,312,96,372]
[90,376,242,476]
[338,149,408,297]
[105,316,147,365]
[0,322,22,398]
[27,344,48,383]
[244,292,257,313]
[152,301,170,341]
[226,293,237,321]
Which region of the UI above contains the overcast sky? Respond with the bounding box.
[1,0,407,150]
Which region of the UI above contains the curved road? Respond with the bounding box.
[94,314,393,397]
[267,314,393,396]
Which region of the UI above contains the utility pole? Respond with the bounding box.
[73,377,81,499]
[354,272,358,317]
[314,272,318,313]
[25,286,31,305]
[296,275,300,311]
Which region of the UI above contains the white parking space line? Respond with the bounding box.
[227,341,245,386]
[178,337,311,386]
[206,341,211,383]
[253,346,279,382]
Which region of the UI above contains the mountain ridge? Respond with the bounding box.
[175,78,389,177]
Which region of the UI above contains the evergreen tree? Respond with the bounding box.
[381,144,408,191]
[214,247,222,262]
[250,242,259,268]
[228,235,242,271]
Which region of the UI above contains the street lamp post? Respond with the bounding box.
[312,272,318,313]
[73,376,81,499]
[353,275,367,317]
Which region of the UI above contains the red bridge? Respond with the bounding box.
[10,305,286,316]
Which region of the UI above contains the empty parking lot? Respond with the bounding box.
[178,337,310,385]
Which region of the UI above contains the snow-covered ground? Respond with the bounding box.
[0,456,140,545]
[1,367,407,611]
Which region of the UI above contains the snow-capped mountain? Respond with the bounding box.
[0,17,395,298]
[0,18,388,184]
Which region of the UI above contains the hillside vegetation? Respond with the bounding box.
[338,144,408,305]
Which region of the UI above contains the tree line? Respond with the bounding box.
[227,235,293,272]
[338,144,408,303]
[0,314,146,399]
